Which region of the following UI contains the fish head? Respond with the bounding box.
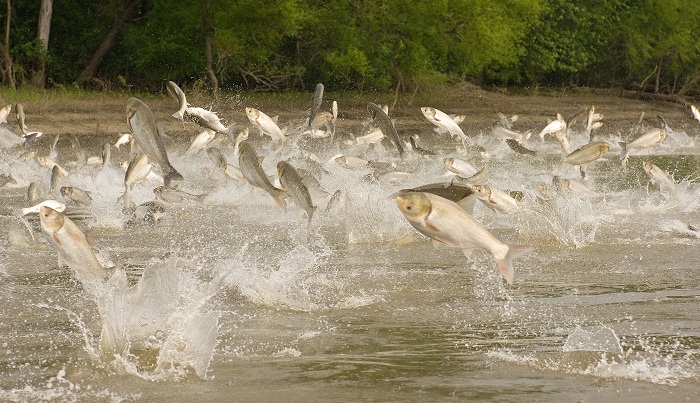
[642,161,653,173]
[471,185,491,198]
[238,140,250,157]
[245,107,258,120]
[659,130,667,141]
[59,187,71,198]
[420,107,435,117]
[443,158,454,168]
[277,161,288,178]
[395,192,432,222]
[125,97,143,120]
[39,206,65,233]
[153,186,164,196]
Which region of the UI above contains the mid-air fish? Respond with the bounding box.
[277,161,316,224]
[185,107,232,134]
[126,97,183,186]
[555,141,610,178]
[307,83,324,129]
[238,140,286,211]
[122,152,153,209]
[0,104,10,124]
[61,186,93,206]
[394,192,532,285]
[506,139,537,155]
[471,184,520,214]
[691,105,700,123]
[538,113,566,140]
[166,81,189,120]
[21,199,65,216]
[154,186,207,204]
[398,182,477,215]
[184,129,216,156]
[642,161,675,195]
[421,107,468,143]
[245,107,286,144]
[38,206,109,281]
[368,102,404,157]
[619,128,666,168]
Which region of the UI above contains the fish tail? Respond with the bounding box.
[618,141,628,162]
[495,245,534,285]
[164,169,184,187]
[172,111,184,120]
[273,190,287,212]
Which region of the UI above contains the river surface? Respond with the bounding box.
[1,92,699,401]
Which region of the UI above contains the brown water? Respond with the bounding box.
[0,91,699,401]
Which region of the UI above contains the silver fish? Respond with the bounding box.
[0,104,11,124]
[245,107,286,144]
[207,146,227,171]
[122,152,153,209]
[642,161,675,195]
[154,186,207,204]
[307,83,324,128]
[409,135,435,156]
[421,107,468,141]
[278,161,316,224]
[185,106,232,134]
[691,105,700,123]
[61,186,93,206]
[539,113,566,140]
[114,133,131,149]
[329,100,338,143]
[27,182,40,203]
[619,128,666,168]
[398,182,476,215]
[21,199,65,216]
[394,192,532,285]
[471,184,519,214]
[555,141,610,177]
[185,129,216,156]
[444,157,478,178]
[166,80,189,120]
[238,140,286,211]
[126,97,183,186]
[15,103,28,134]
[38,206,108,281]
[50,165,62,194]
[368,102,404,157]
[506,139,537,155]
[125,201,166,228]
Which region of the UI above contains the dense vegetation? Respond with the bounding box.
[1,0,699,98]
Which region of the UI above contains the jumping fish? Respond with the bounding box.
[185,106,232,134]
[21,199,65,216]
[691,105,700,123]
[277,161,316,224]
[409,134,435,156]
[122,152,153,209]
[307,83,324,128]
[245,107,286,144]
[126,97,183,186]
[61,186,93,206]
[329,100,338,142]
[539,113,566,140]
[642,161,675,195]
[38,206,108,281]
[398,182,477,215]
[101,143,111,167]
[394,192,532,284]
[368,102,404,157]
[114,133,131,149]
[555,141,610,178]
[619,128,666,168]
[238,140,286,211]
[444,157,479,178]
[506,139,537,155]
[154,186,207,204]
[0,104,10,123]
[15,103,28,134]
[491,123,530,142]
[471,184,519,214]
[166,81,189,120]
[421,107,468,143]
[184,129,216,156]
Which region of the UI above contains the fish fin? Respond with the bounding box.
[273,190,287,212]
[164,170,184,187]
[495,245,534,285]
[456,194,477,215]
[431,239,451,249]
[52,232,62,246]
[172,111,184,120]
[618,141,628,163]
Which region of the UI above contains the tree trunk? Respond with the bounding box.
[203,0,218,99]
[1,0,14,88]
[31,0,52,88]
[77,0,141,83]
[677,73,700,96]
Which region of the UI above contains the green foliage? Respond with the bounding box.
[1,0,699,94]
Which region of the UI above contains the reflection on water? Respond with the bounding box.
[1,100,699,401]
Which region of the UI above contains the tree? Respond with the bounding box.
[77,0,142,85]
[30,0,52,87]
[203,0,218,98]
[1,0,14,88]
